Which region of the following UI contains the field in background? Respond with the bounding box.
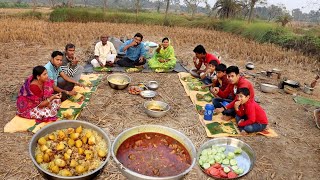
[2,7,319,59]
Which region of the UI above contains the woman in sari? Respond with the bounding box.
[148,37,176,72]
[16,66,62,122]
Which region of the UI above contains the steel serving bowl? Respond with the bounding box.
[107,73,131,90]
[189,68,200,78]
[140,90,157,98]
[111,125,196,180]
[144,100,170,118]
[197,137,256,179]
[245,62,254,70]
[29,120,111,180]
[283,80,300,88]
[260,83,278,93]
[147,81,159,90]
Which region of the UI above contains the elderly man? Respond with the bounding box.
[58,43,84,94]
[117,33,146,68]
[91,35,117,67]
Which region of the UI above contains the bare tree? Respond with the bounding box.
[267,4,284,22]
[83,0,89,7]
[31,0,37,12]
[67,0,74,7]
[184,0,205,19]
[248,0,266,23]
[102,0,108,12]
[47,0,57,7]
[135,0,140,22]
[156,0,163,13]
[164,0,170,25]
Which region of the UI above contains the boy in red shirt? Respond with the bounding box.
[231,87,268,134]
[192,45,220,73]
[212,66,254,120]
[202,63,229,90]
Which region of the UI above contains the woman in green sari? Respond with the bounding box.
[148,37,176,72]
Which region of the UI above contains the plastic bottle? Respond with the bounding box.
[204,104,215,121]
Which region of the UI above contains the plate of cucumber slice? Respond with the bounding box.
[197,137,255,179]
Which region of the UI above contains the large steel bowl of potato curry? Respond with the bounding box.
[107,73,131,90]
[29,120,111,180]
[111,125,196,180]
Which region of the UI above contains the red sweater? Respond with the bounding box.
[218,76,254,103]
[228,99,268,126]
[205,53,220,65]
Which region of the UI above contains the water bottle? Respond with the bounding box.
[204,104,215,121]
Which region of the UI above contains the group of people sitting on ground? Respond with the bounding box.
[190,47,268,134]
[17,48,85,122]
[15,32,269,135]
[90,33,177,72]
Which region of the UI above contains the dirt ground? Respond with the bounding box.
[0,19,320,180]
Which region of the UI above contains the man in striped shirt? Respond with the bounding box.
[58,43,84,95]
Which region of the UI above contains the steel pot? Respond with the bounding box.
[111,125,196,180]
[107,73,131,90]
[29,120,111,180]
[245,62,254,70]
[260,83,278,93]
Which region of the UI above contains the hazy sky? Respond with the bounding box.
[205,0,319,13]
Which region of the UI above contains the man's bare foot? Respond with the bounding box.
[240,130,248,135]
[221,115,232,121]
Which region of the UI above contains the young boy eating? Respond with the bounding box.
[231,87,268,134]
[199,60,218,85]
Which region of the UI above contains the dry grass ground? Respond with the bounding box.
[0,17,319,179]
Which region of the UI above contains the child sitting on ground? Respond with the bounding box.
[199,60,218,85]
[231,87,268,135]
[202,63,229,91]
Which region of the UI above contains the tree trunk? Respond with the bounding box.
[164,0,170,26]
[135,0,140,23]
[103,0,107,12]
[32,0,37,12]
[248,4,254,23]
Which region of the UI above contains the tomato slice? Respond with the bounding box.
[219,169,228,178]
[228,171,238,178]
[209,168,220,177]
[212,163,221,169]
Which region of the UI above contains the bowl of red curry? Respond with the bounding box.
[111,125,196,180]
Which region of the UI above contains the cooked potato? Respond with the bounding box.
[88,136,96,145]
[50,165,59,174]
[56,142,65,151]
[64,153,70,160]
[75,165,85,174]
[54,158,66,167]
[48,134,55,140]
[67,139,75,147]
[60,169,72,176]
[35,154,43,163]
[40,145,48,152]
[78,147,84,155]
[76,126,82,133]
[58,130,66,140]
[81,136,88,144]
[70,159,78,167]
[70,133,80,140]
[38,137,46,146]
[67,128,75,134]
[98,149,107,158]
[85,131,92,138]
[75,140,83,148]
[43,153,50,162]
[66,149,72,155]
